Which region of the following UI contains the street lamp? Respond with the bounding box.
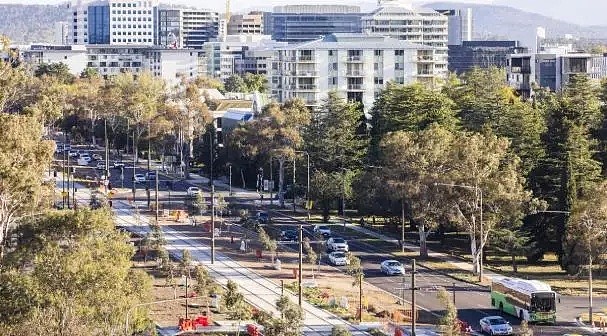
[434,182,483,282]
[294,151,310,220]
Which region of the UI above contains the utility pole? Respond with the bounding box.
[401,198,405,252]
[104,118,109,192]
[66,154,71,209]
[298,223,303,307]
[210,131,216,264]
[411,259,416,336]
[228,164,232,196]
[62,132,67,208]
[359,273,363,323]
[453,282,456,305]
[589,253,594,326]
[185,273,189,319]
[132,129,136,204]
[293,159,296,214]
[147,122,151,208]
[155,168,159,223]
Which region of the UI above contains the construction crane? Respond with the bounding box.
[225,0,231,22]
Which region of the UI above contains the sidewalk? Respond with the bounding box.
[55,173,372,336]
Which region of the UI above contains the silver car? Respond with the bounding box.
[380,260,405,276]
[479,316,513,335]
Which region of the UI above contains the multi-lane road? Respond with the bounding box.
[57,147,597,335]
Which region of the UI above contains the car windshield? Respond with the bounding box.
[531,292,556,312]
[333,238,345,244]
[190,187,199,191]
[387,261,401,267]
[319,226,330,231]
[488,318,507,325]
[332,253,346,258]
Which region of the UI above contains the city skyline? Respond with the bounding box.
[0,0,606,27]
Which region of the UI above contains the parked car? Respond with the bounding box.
[326,237,349,252]
[380,260,405,276]
[96,162,106,170]
[479,316,513,335]
[328,252,348,266]
[187,186,201,197]
[79,153,92,163]
[146,171,157,180]
[256,211,270,224]
[68,150,79,157]
[92,153,102,160]
[133,174,146,183]
[62,144,72,151]
[313,225,332,237]
[280,230,298,241]
[113,161,125,169]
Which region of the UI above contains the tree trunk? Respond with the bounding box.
[470,234,480,275]
[322,199,330,222]
[184,139,191,179]
[512,254,518,273]
[134,125,139,164]
[278,158,285,207]
[418,223,429,258]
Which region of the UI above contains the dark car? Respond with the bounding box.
[280,230,298,241]
[256,211,270,224]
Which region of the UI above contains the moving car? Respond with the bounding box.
[326,237,349,252]
[113,161,125,169]
[256,211,270,224]
[134,174,146,183]
[479,316,513,335]
[328,252,348,266]
[280,230,298,241]
[313,225,332,237]
[187,186,201,197]
[380,260,405,276]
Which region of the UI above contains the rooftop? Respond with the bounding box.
[278,33,433,50]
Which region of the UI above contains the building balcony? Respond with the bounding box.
[346,56,363,62]
[417,71,434,77]
[296,84,319,91]
[510,66,531,74]
[417,56,434,62]
[297,55,316,62]
[347,84,365,90]
[294,71,319,77]
[346,70,365,76]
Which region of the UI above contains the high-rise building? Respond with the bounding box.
[227,11,264,35]
[67,0,159,46]
[54,21,70,45]
[270,33,437,112]
[271,5,362,44]
[449,40,528,74]
[362,1,449,79]
[435,8,472,46]
[156,9,219,49]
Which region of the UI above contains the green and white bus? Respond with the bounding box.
[490,277,556,323]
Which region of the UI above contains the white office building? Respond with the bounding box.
[362,0,448,79]
[270,33,436,113]
[22,45,88,75]
[67,0,159,46]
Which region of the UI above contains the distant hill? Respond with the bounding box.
[0,4,67,44]
[427,2,607,49]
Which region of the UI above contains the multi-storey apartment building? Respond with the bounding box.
[156,9,219,49]
[270,33,436,112]
[68,0,158,46]
[362,0,448,79]
[435,8,472,46]
[21,44,197,85]
[507,52,607,98]
[271,5,362,44]
[227,11,265,35]
[201,35,287,79]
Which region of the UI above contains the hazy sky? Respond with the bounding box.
[0,0,603,26]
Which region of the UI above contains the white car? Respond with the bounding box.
[92,153,102,160]
[96,162,106,170]
[113,161,125,169]
[79,154,92,163]
[326,237,349,252]
[479,316,513,335]
[134,174,146,183]
[328,252,348,266]
[313,225,332,237]
[68,150,79,157]
[187,186,201,197]
[380,260,405,276]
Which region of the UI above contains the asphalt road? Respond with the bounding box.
[54,147,598,335]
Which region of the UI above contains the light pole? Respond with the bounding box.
[104,118,110,192]
[294,151,310,220]
[341,168,347,227]
[155,167,159,223]
[435,182,483,282]
[228,164,233,196]
[209,130,216,264]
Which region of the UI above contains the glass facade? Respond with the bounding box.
[272,13,362,43]
[448,41,528,74]
[88,5,110,44]
[157,9,181,48]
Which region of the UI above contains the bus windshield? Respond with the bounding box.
[531,292,555,312]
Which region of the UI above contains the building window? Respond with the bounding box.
[374,50,383,56]
[374,77,384,85]
[395,63,403,70]
[395,50,404,56]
